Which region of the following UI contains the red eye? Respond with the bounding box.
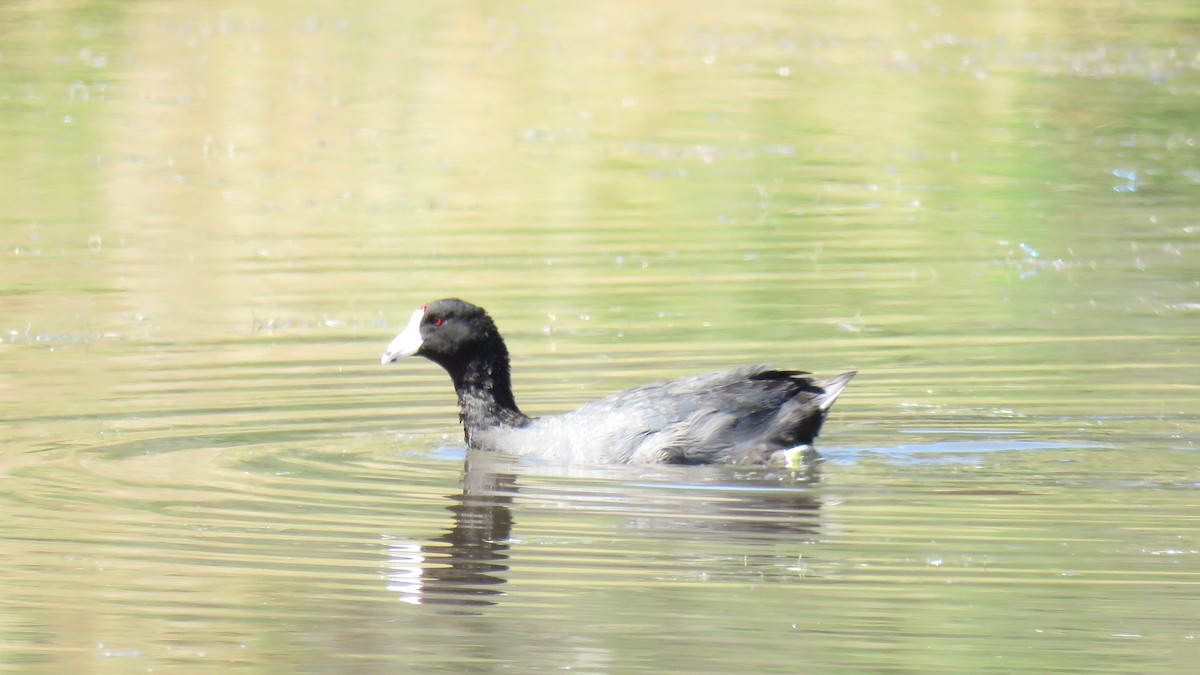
[431,316,444,327]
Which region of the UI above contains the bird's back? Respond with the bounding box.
[481,366,855,464]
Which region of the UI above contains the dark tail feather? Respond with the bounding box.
[758,370,856,464]
[814,371,856,412]
[767,370,856,449]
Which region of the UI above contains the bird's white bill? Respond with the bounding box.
[381,308,425,364]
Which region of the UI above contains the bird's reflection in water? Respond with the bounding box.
[382,451,825,610]
[383,453,516,609]
[584,463,823,538]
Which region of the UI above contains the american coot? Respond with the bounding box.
[381,299,855,465]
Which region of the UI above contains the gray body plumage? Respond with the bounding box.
[473,367,854,465]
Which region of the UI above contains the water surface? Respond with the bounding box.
[2,0,1198,672]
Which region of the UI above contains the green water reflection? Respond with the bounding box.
[2,0,1198,672]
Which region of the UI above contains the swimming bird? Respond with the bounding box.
[382,299,854,465]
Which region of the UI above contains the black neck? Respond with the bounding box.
[442,347,530,440]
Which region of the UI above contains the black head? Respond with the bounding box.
[381,298,505,371]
